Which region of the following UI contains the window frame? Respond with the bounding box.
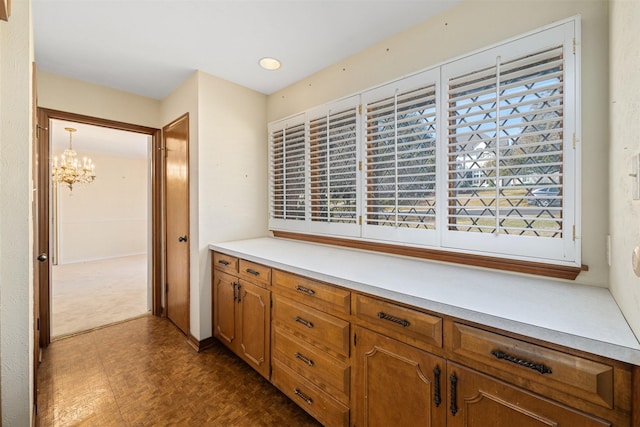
[268,17,581,272]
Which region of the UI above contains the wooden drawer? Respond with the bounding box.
[238,259,271,287]
[273,270,350,318]
[450,323,615,409]
[272,326,350,404]
[272,359,349,427]
[212,252,238,274]
[353,294,442,351]
[273,295,350,359]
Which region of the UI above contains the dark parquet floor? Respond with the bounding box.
[37,315,322,426]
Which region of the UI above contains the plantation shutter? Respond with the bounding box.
[269,118,307,226]
[362,70,439,245]
[442,22,576,262]
[309,105,358,224]
[446,46,565,236]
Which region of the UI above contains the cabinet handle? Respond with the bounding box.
[295,285,316,296]
[377,311,410,327]
[433,366,441,407]
[294,352,314,367]
[233,282,238,302]
[294,388,313,405]
[491,350,552,375]
[294,316,314,329]
[450,374,458,416]
[218,259,230,266]
[245,268,260,276]
[237,284,242,303]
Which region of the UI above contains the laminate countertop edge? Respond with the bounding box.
[209,237,640,365]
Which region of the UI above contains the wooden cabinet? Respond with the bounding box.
[212,253,271,379]
[353,326,446,427]
[271,270,351,427]
[448,362,610,427]
[211,249,636,427]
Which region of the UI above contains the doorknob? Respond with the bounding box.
[178,235,188,242]
[37,253,48,262]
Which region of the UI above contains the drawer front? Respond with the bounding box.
[272,359,349,427]
[273,270,350,318]
[451,323,614,409]
[273,327,350,404]
[273,295,350,358]
[353,294,442,351]
[238,259,271,287]
[213,252,238,274]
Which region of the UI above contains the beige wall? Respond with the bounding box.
[0,0,34,424]
[609,0,640,339]
[37,70,161,129]
[267,0,610,288]
[160,70,267,340]
[196,71,268,339]
[56,154,148,264]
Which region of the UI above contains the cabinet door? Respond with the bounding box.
[354,326,446,427]
[237,280,271,379]
[447,362,610,427]
[213,270,237,349]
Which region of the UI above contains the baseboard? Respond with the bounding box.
[187,334,216,352]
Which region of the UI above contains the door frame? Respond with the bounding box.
[36,108,163,347]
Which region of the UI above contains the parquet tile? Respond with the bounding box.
[37,315,322,426]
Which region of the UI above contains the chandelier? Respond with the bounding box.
[52,127,96,191]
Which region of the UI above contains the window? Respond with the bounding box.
[269,18,580,268]
[308,98,360,237]
[269,116,306,226]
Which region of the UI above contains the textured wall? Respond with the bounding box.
[609,0,640,339]
[0,0,34,424]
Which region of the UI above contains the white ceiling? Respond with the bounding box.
[51,120,150,159]
[33,0,462,99]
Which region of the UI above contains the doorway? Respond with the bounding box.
[36,108,162,348]
[49,119,151,338]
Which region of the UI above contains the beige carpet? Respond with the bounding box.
[51,254,150,339]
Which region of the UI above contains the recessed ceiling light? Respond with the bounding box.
[259,57,281,71]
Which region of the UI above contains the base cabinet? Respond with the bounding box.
[448,363,610,427]
[353,326,446,427]
[211,251,635,427]
[213,260,271,380]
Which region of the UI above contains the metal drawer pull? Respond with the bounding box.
[294,316,314,329]
[217,259,230,266]
[433,366,441,407]
[377,311,410,327]
[491,350,552,375]
[236,284,242,303]
[295,285,316,296]
[294,388,313,405]
[450,374,458,416]
[294,352,314,367]
[245,268,260,276]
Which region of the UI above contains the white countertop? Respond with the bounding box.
[209,237,640,365]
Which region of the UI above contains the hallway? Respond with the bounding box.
[37,316,321,426]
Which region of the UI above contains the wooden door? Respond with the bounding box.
[213,270,237,347]
[354,326,446,427]
[32,63,48,411]
[447,362,609,427]
[164,113,190,335]
[237,280,270,379]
